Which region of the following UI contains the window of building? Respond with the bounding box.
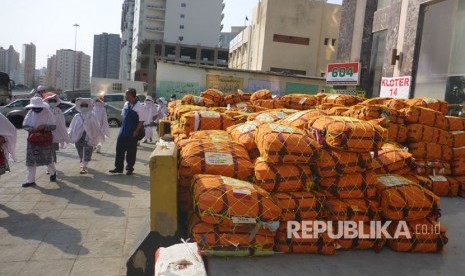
[181,3,186,7]
[377,0,391,10]
[369,30,387,97]
[332,39,336,46]
[180,25,184,29]
[320,72,326,78]
[179,36,184,41]
[324,38,329,45]
[180,14,185,19]
[112,83,123,92]
[273,34,310,45]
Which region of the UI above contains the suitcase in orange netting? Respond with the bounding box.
[247,109,297,123]
[200,89,224,106]
[372,145,414,174]
[407,124,451,146]
[401,106,447,130]
[180,111,238,135]
[317,171,378,199]
[414,160,451,176]
[309,116,387,152]
[376,175,440,221]
[445,116,465,131]
[336,221,386,251]
[224,93,252,105]
[275,223,336,255]
[189,215,275,252]
[280,94,318,110]
[387,218,448,253]
[321,94,362,106]
[250,89,272,102]
[387,123,408,143]
[254,158,314,192]
[325,198,380,222]
[346,105,404,124]
[405,97,448,115]
[451,158,465,176]
[271,191,326,221]
[182,95,215,107]
[313,148,372,177]
[255,123,320,164]
[189,130,229,142]
[278,109,327,130]
[252,99,285,110]
[178,140,253,187]
[449,131,465,148]
[192,175,282,225]
[227,121,264,160]
[408,142,452,161]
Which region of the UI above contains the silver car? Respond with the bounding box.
[64,103,123,127]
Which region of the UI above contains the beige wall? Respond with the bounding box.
[229,0,340,77]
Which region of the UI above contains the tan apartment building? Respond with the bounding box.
[229,0,341,78]
[337,0,465,102]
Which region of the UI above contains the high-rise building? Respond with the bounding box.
[128,0,226,80]
[22,43,36,88]
[0,45,21,84]
[229,0,341,77]
[47,49,91,91]
[92,33,121,79]
[120,0,136,80]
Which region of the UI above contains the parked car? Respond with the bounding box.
[62,90,91,103]
[102,94,125,109]
[63,103,123,127]
[0,99,31,116]
[6,101,74,128]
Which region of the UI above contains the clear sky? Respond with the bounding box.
[0,0,342,69]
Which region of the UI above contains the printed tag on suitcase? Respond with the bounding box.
[205,152,234,165]
[231,217,257,224]
[378,175,411,187]
[429,175,447,182]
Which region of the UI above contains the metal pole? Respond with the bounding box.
[73,23,80,91]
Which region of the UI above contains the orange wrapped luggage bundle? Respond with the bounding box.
[401,106,447,130]
[247,109,296,122]
[414,160,451,176]
[309,116,386,153]
[250,89,272,102]
[189,130,229,142]
[325,198,380,222]
[189,216,275,252]
[271,191,325,221]
[178,186,193,213]
[406,97,448,115]
[181,94,215,107]
[275,223,336,255]
[408,142,452,161]
[387,123,408,144]
[449,131,465,148]
[445,115,465,131]
[317,171,378,199]
[313,148,372,177]
[200,89,224,106]
[280,94,318,110]
[173,104,206,121]
[346,105,404,124]
[360,97,392,106]
[376,175,440,221]
[452,146,465,159]
[227,121,263,159]
[224,92,252,105]
[336,221,386,251]
[321,94,362,106]
[318,103,345,110]
[168,100,182,117]
[278,109,327,130]
[178,140,253,187]
[252,99,285,110]
[255,123,320,164]
[326,106,350,116]
[406,124,451,146]
[385,98,408,110]
[315,93,328,104]
[192,175,282,225]
[254,158,314,192]
[372,145,414,174]
[451,158,465,176]
[387,218,448,253]
[180,111,238,136]
[422,175,459,197]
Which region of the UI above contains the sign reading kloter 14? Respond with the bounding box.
[326,62,360,85]
[379,76,411,99]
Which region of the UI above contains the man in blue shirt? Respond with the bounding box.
[109,88,145,175]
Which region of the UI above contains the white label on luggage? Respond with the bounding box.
[299,98,307,105]
[221,176,255,190]
[236,103,247,109]
[429,175,447,182]
[327,94,339,100]
[256,113,275,122]
[209,135,228,142]
[275,112,286,119]
[378,175,410,187]
[200,111,220,118]
[424,98,438,104]
[283,110,306,122]
[194,96,201,104]
[450,131,465,135]
[205,152,233,165]
[233,188,252,196]
[269,123,295,134]
[232,217,257,224]
[237,122,258,134]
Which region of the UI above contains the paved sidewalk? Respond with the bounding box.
[0,128,154,276]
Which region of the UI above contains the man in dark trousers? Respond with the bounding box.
[109,88,145,175]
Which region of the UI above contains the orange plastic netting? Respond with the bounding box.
[316,171,378,199]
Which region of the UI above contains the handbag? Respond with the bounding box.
[27,130,53,147]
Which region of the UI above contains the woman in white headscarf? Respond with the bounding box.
[142,96,159,143]
[157,97,168,119]
[0,113,17,178]
[43,94,70,165]
[22,97,57,187]
[92,97,110,153]
[68,98,105,174]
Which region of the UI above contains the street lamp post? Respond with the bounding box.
[73,23,80,91]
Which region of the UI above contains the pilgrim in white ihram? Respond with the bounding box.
[0,113,17,178]
[92,97,110,153]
